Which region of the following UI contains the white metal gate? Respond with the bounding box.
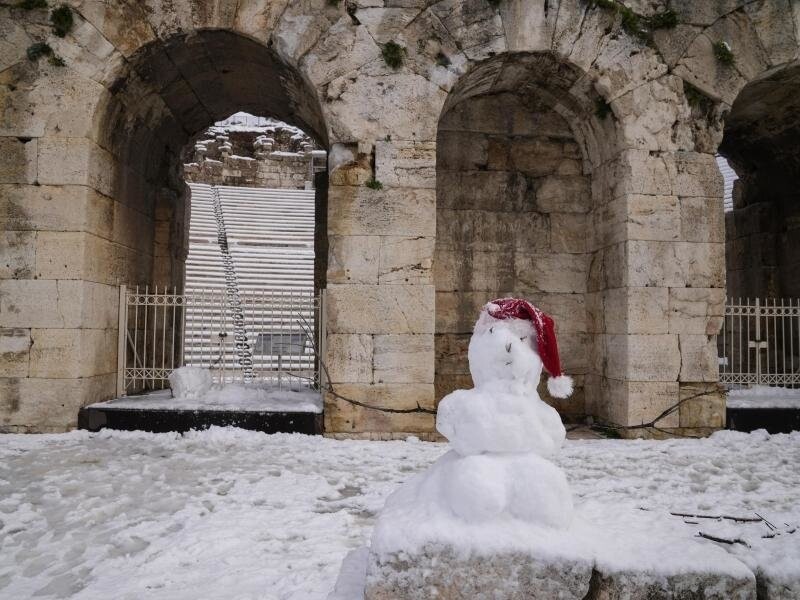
[719,297,800,387]
[117,285,325,396]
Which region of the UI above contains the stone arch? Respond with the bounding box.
[433,52,620,420]
[719,62,800,299]
[94,28,330,290]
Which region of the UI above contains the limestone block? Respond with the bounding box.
[436,132,488,171]
[302,19,380,87]
[0,279,118,329]
[1,231,35,279]
[625,380,681,428]
[437,171,534,212]
[0,137,37,184]
[515,253,589,294]
[437,208,550,253]
[0,18,31,73]
[2,373,116,432]
[378,237,434,285]
[327,235,380,284]
[678,334,719,382]
[373,334,434,384]
[626,195,681,241]
[69,0,157,57]
[744,0,800,66]
[0,328,31,377]
[604,287,669,335]
[326,284,434,334]
[551,213,588,253]
[34,232,86,281]
[627,240,724,289]
[679,383,725,429]
[593,149,672,200]
[605,334,681,382]
[37,137,115,197]
[0,184,114,238]
[324,69,445,143]
[535,175,591,213]
[365,545,593,600]
[325,334,373,384]
[558,332,589,375]
[328,186,435,237]
[680,196,725,243]
[435,333,471,375]
[669,152,724,199]
[652,24,704,69]
[374,140,436,189]
[233,0,291,46]
[323,383,435,433]
[669,288,725,335]
[428,0,506,61]
[29,328,117,379]
[615,76,692,151]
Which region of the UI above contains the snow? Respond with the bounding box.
[90,369,322,413]
[0,429,798,599]
[727,385,800,409]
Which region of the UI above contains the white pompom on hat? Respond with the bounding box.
[484,298,574,398]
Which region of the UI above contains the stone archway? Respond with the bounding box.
[434,52,618,422]
[720,63,800,299]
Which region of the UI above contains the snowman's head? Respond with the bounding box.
[467,298,573,398]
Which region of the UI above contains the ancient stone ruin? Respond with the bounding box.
[1,1,799,437]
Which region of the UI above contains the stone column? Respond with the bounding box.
[586,149,726,435]
[0,131,155,431]
[323,141,437,437]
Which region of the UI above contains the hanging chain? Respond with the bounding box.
[211,185,254,380]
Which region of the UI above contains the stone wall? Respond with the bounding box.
[435,92,590,419]
[2,0,798,434]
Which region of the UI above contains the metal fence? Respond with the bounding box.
[719,297,800,388]
[117,285,324,396]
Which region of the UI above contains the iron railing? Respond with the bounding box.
[719,297,800,388]
[117,285,324,395]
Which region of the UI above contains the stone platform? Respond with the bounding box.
[361,544,757,600]
[78,393,323,434]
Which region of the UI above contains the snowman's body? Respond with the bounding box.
[376,302,575,533]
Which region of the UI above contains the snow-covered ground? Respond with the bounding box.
[728,385,800,409]
[0,428,798,599]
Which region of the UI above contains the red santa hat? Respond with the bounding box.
[485,297,573,399]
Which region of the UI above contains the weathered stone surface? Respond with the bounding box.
[373,334,434,384]
[326,284,434,335]
[29,328,116,379]
[0,328,31,377]
[678,334,719,382]
[0,137,37,184]
[329,186,435,237]
[669,288,725,335]
[327,235,380,284]
[325,334,373,384]
[679,383,726,429]
[366,546,593,600]
[588,564,755,599]
[375,141,436,189]
[323,384,435,433]
[378,236,434,285]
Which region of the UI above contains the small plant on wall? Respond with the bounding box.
[381,41,405,70]
[365,178,384,191]
[16,0,48,9]
[713,41,735,66]
[50,4,74,37]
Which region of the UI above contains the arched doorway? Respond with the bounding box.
[434,53,615,422]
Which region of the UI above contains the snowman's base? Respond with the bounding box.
[362,544,756,600]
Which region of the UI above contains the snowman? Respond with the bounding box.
[374,298,576,536]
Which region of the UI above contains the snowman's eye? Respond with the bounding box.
[505,343,512,353]
[489,327,493,334]
[520,336,527,341]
